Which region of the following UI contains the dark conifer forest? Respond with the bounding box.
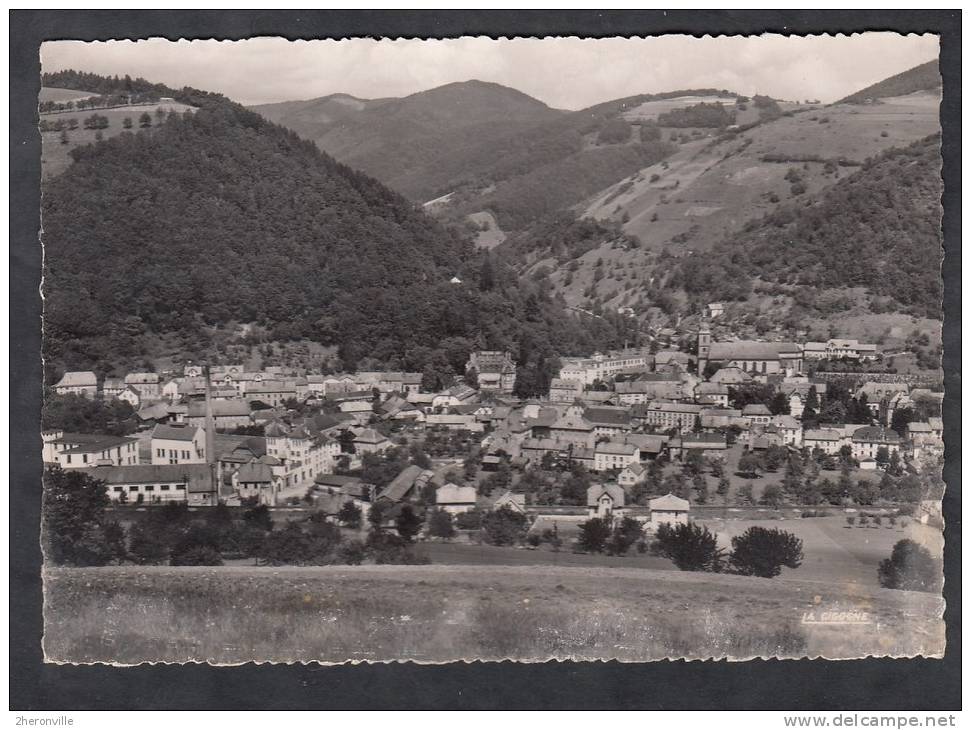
[41,72,632,392]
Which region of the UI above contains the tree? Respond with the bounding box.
[875,446,891,468]
[368,500,388,531]
[737,451,761,478]
[123,116,133,129]
[760,483,784,508]
[59,129,69,145]
[128,519,170,564]
[242,504,273,532]
[737,482,754,506]
[394,504,423,542]
[878,539,940,592]
[801,386,819,425]
[426,508,456,540]
[577,517,613,553]
[260,522,312,565]
[139,111,152,128]
[692,474,709,505]
[729,526,804,578]
[337,501,362,529]
[43,466,124,566]
[607,516,645,556]
[653,522,724,572]
[481,506,528,546]
[716,476,730,500]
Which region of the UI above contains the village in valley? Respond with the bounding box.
[44,303,945,572]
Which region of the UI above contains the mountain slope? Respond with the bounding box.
[675,134,943,317]
[252,80,565,200]
[838,60,941,104]
[41,73,636,390]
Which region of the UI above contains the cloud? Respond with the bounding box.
[41,33,939,108]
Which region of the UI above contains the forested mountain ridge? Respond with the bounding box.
[252,80,566,201]
[673,134,943,318]
[41,72,637,392]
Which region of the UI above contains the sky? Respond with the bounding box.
[41,34,940,109]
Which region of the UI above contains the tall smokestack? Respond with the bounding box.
[203,364,217,505]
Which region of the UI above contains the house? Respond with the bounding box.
[857,382,910,414]
[706,302,726,319]
[803,428,845,455]
[780,380,828,417]
[339,400,376,415]
[186,400,252,430]
[549,417,596,449]
[694,382,730,407]
[50,434,140,469]
[614,374,685,405]
[583,406,632,437]
[709,367,752,386]
[803,339,878,361]
[101,377,126,399]
[353,428,392,454]
[742,403,773,426]
[586,483,627,519]
[649,493,690,525]
[425,413,484,432]
[375,465,432,505]
[54,371,98,398]
[115,386,141,409]
[770,414,803,447]
[618,462,647,489]
[707,341,803,376]
[653,350,691,372]
[557,349,651,386]
[491,490,526,514]
[851,426,902,461]
[42,430,139,467]
[232,462,278,505]
[618,433,668,461]
[698,408,746,431]
[435,483,478,514]
[124,372,160,400]
[668,432,728,460]
[265,422,340,491]
[634,401,703,434]
[246,380,297,408]
[78,463,215,505]
[466,351,517,394]
[548,378,583,403]
[150,423,206,465]
[593,441,639,472]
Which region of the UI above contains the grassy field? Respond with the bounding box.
[43,563,944,665]
[40,101,196,179]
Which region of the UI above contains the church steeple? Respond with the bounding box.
[697,316,711,376]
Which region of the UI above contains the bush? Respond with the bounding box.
[653,521,723,572]
[426,508,457,540]
[878,539,940,592]
[729,526,804,578]
[338,539,367,565]
[455,510,483,530]
[846,516,856,526]
[481,506,529,546]
[169,545,223,566]
[337,501,362,529]
[576,517,612,553]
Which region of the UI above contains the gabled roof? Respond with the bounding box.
[587,483,626,507]
[236,462,273,483]
[803,428,843,442]
[187,400,252,418]
[55,371,97,387]
[150,424,200,442]
[59,435,138,454]
[125,372,159,385]
[709,341,802,361]
[78,463,213,491]
[742,404,772,416]
[595,441,638,456]
[435,482,477,505]
[650,493,689,511]
[354,428,388,444]
[852,426,902,443]
[583,407,632,426]
[377,464,425,503]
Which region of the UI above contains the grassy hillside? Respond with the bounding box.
[41,74,634,388]
[44,564,944,663]
[676,134,943,318]
[838,60,941,104]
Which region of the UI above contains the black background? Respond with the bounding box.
[9,10,961,710]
